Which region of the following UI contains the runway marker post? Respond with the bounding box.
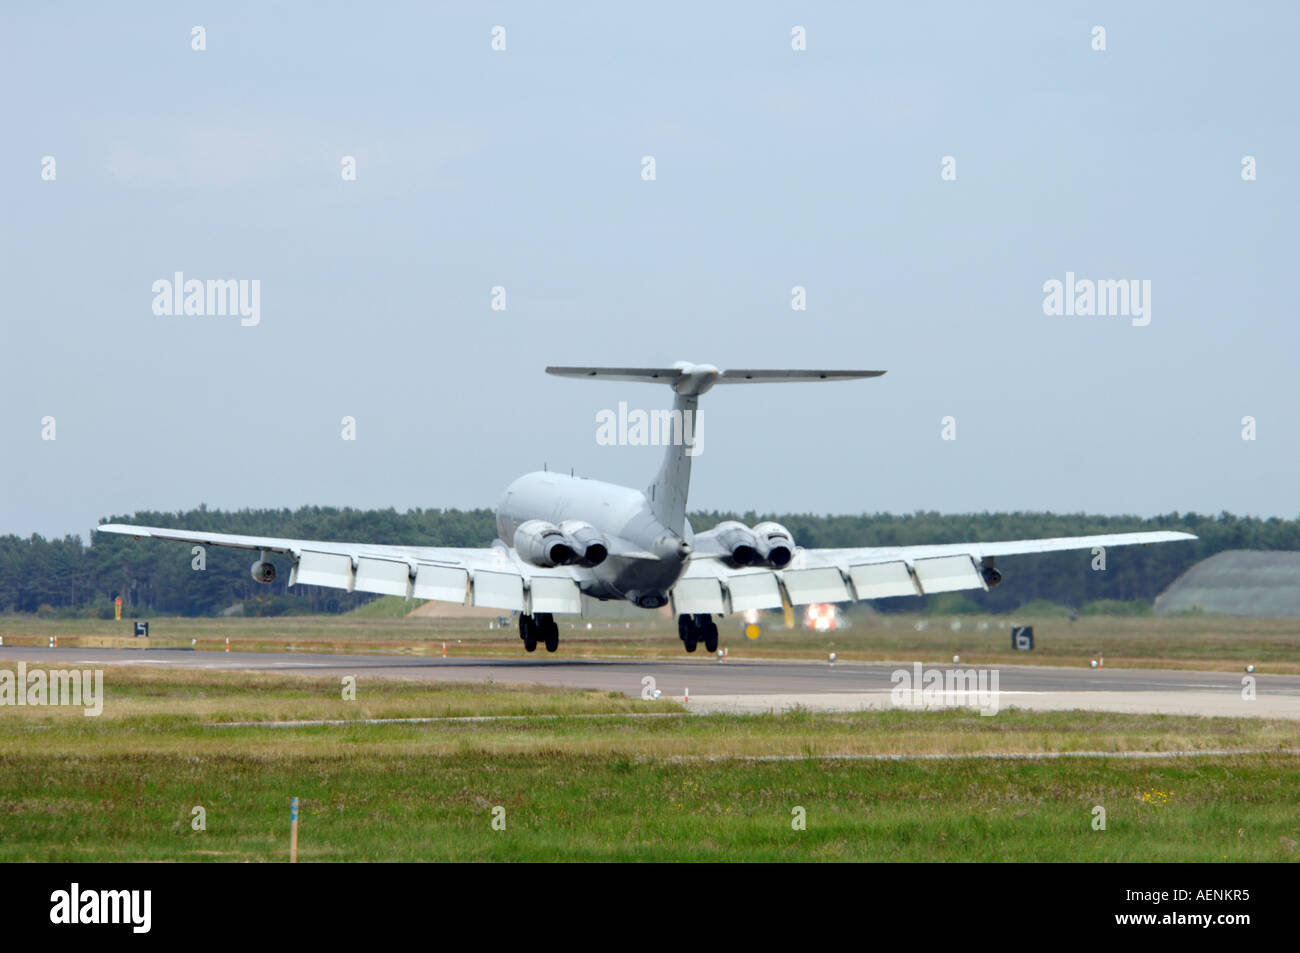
[290,796,299,863]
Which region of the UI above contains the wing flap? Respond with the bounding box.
[294,551,355,591]
[472,570,525,611]
[529,576,583,614]
[413,564,469,603]
[781,567,851,605]
[355,557,413,597]
[725,572,784,611]
[848,561,919,599]
[912,555,985,594]
[673,577,726,614]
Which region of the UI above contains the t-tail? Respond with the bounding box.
[545,362,886,534]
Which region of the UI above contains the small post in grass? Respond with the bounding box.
[290,796,299,863]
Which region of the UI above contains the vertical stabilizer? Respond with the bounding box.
[645,391,699,534]
[544,361,883,537]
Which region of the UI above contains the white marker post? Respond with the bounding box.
[290,796,299,863]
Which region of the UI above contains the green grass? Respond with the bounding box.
[345,595,427,618]
[0,666,1297,861]
[6,748,1299,861]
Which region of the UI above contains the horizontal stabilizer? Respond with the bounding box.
[718,369,885,383]
[546,363,885,390]
[545,366,684,384]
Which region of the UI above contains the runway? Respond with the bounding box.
[5,645,1299,719]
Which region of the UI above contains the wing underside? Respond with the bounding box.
[97,524,1196,618]
[95,524,589,615]
[669,531,1197,615]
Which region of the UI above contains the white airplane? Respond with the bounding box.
[98,363,1196,654]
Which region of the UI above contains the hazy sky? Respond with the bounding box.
[3,3,1298,540]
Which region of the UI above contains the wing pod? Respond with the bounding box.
[250,559,277,583]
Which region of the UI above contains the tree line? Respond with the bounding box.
[1,506,1295,617]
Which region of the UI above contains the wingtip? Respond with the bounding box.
[95,523,139,536]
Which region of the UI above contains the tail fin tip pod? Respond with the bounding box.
[545,362,884,532]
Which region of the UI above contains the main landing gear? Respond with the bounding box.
[519,612,560,653]
[677,613,719,654]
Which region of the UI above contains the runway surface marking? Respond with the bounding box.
[5,646,1299,719]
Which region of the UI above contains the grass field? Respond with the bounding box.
[1,664,1297,861]
[3,608,1298,673]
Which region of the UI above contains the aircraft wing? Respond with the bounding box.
[670,531,1197,615]
[94,524,589,615]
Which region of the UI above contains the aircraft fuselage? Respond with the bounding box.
[496,471,691,608]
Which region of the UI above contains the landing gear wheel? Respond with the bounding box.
[540,613,560,653]
[678,613,700,653]
[519,613,538,653]
[700,614,719,654]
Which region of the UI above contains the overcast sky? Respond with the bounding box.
[3,2,1298,540]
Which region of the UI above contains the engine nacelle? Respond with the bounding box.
[752,521,795,568]
[558,520,609,567]
[513,520,578,568]
[712,520,762,566]
[250,559,276,584]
